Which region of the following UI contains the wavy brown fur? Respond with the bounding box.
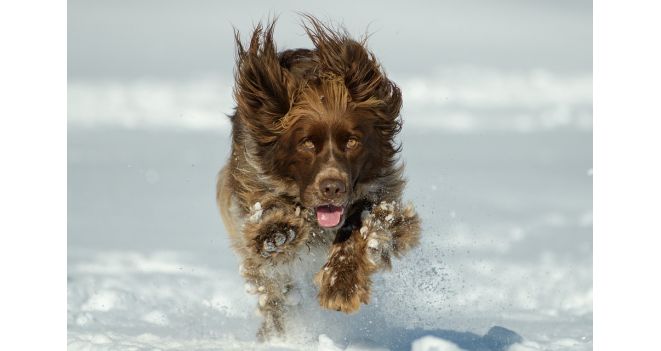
[217,15,420,340]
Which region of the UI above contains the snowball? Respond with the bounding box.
[249,202,263,222]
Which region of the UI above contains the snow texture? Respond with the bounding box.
[67,68,591,133]
[68,127,592,350]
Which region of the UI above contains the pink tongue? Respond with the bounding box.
[316,206,343,228]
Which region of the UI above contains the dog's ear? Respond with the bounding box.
[234,21,294,145]
[303,15,402,149]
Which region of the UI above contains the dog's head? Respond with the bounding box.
[233,17,402,229]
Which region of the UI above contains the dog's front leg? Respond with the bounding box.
[315,201,421,313]
[315,226,375,313]
[240,202,310,340]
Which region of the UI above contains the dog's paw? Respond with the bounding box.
[316,258,370,313]
[360,201,420,265]
[364,233,392,268]
[362,201,415,230]
[254,222,298,258]
[359,202,397,266]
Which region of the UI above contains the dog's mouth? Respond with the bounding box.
[315,204,345,228]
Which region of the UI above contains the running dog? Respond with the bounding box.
[216,16,421,340]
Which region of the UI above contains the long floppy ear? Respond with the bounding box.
[302,15,403,153]
[233,20,293,145]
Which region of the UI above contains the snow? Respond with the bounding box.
[250,202,264,222]
[67,68,591,133]
[68,127,592,350]
[411,336,464,351]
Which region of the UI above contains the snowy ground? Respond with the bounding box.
[68,127,592,350]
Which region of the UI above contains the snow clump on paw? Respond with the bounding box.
[248,202,263,223]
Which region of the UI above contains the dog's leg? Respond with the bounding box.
[316,201,421,312]
[239,256,289,340]
[240,203,310,340]
[315,227,374,313]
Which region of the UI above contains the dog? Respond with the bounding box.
[216,16,421,340]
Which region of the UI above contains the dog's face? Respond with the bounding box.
[271,98,387,229]
[233,20,402,229]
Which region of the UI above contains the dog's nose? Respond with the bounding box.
[320,178,346,199]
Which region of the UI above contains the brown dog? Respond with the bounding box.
[216,16,421,340]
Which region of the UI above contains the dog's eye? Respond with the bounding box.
[300,139,315,151]
[346,137,359,149]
